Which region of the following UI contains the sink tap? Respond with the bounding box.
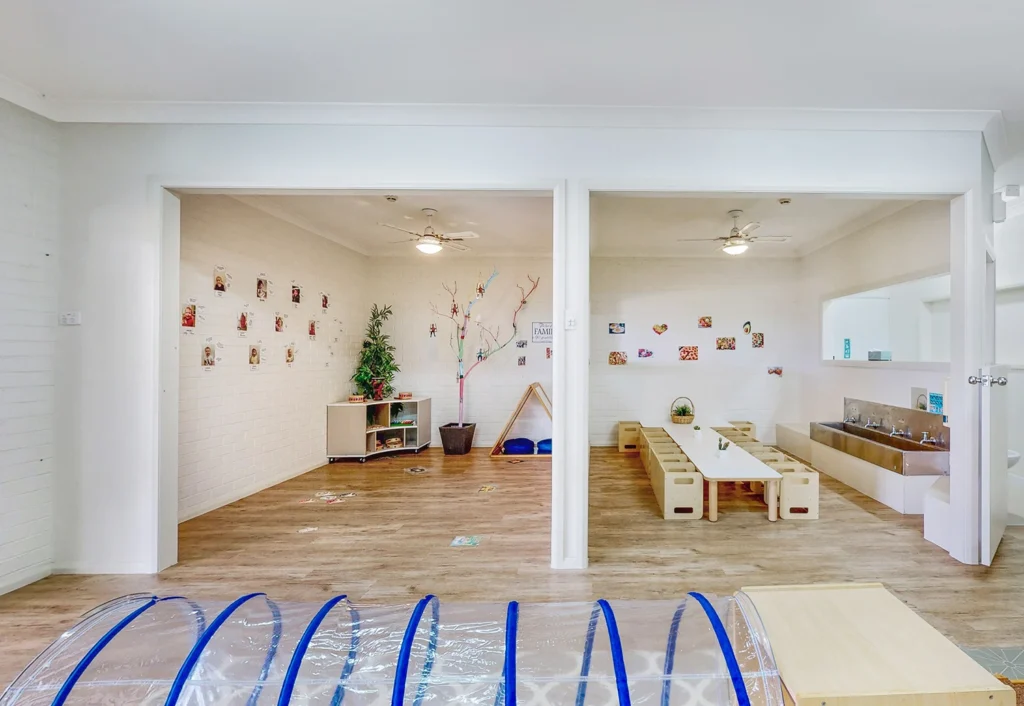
[844,414,859,424]
[890,425,908,438]
[865,417,881,429]
[921,431,939,445]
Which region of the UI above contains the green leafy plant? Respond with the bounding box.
[673,404,692,417]
[693,425,701,431]
[352,304,400,400]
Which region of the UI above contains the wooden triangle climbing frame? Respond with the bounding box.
[490,382,553,457]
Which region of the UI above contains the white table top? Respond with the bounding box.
[649,422,781,482]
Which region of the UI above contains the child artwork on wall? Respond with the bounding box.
[679,345,698,361]
[285,344,295,366]
[652,324,668,335]
[291,285,301,306]
[429,323,437,337]
[742,321,751,334]
[201,344,216,368]
[248,345,261,368]
[321,293,329,311]
[768,367,783,376]
[256,278,268,301]
[275,314,285,332]
[752,332,764,348]
[546,347,552,359]
[698,316,712,329]
[608,351,628,365]
[308,320,317,340]
[716,337,736,350]
[515,340,527,348]
[609,323,626,334]
[638,348,653,358]
[518,356,526,366]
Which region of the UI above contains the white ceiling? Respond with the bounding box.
[592,193,927,258]
[1,1,1022,134]
[221,190,933,260]
[227,191,554,257]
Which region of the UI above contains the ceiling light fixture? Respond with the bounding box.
[416,236,443,254]
[721,240,749,256]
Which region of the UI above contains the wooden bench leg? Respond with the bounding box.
[768,479,779,522]
[708,480,719,522]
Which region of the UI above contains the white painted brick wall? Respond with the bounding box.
[376,257,554,448]
[0,99,60,595]
[590,257,804,445]
[178,196,367,520]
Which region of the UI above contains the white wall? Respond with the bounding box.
[799,200,952,423]
[50,121,989,572]
[589,257,802,445]
[177,196,366,520]
[377,257,553,448]
[0,99,60,594]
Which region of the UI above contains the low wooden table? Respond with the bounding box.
[660,424,782,521]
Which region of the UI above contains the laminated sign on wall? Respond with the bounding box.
[532,321,552,343]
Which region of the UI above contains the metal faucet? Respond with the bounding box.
[890,424,909,438]
[865,417,881,429]
[920,431,940,445]
[844,414,859,424]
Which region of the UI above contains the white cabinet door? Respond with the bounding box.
[981,365,1010,565]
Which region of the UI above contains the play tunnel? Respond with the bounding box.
[0,592,783,705]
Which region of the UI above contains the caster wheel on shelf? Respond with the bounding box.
[359,458,366,463]
[414,448,420,454]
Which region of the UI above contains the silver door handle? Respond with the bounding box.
[969,375,1009,386]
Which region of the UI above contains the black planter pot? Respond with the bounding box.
[439,423,476,455]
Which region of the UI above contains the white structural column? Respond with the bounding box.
[550,180,589,569]
[156,189,180,571]
[947,140,996,565]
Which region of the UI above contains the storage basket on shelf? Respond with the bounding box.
[670,396,695,424]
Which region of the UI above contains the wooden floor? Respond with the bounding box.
[2,447,1023,689]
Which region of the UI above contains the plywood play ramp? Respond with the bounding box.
[741,583,1014,706]
[490,382,552,457]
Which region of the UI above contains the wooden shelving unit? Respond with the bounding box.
[326,397,431,462]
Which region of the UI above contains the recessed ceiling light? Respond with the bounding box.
[403,215,414,220]
[466,221,479,226]
[778,197,792,205]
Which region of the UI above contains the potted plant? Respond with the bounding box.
[431,268,539,454]
[352,304,399,401]
[670,396,695,424]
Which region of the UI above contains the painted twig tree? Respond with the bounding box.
[431,268,540,427]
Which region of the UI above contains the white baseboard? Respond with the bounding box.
[0,566,52,597]
[178,458,327,523]
[52,562,152,575]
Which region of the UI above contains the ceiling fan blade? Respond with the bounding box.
[737,222,761,236]
[677,238,725,242]
[750,235,790,243]
[444,241,471,252]
[443,231,480,240]
[378,222,423,237]
[388,238,419,244]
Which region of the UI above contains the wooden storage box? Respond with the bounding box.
[729,420,757,439]
[618,421,641,453]
[650,455,703,520]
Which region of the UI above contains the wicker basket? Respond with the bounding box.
[670,396,695,425]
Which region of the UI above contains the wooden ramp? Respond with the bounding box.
[490,382,553,457]
[741,583,1014,706]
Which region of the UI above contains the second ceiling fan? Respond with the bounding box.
[678,210,790,255]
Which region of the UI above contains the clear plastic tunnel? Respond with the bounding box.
[1,592,783,705]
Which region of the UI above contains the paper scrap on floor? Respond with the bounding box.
[297,527,318,534]
[451,536,481,547]
[405,466,430,475]
[478,485,498,493]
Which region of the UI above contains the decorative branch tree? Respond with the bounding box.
[431,268,539,427]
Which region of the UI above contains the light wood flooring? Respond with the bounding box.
[1,447,1023,689]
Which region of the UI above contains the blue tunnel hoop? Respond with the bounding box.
[1,593,780,706]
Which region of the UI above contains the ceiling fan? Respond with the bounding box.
[379,208,480,254]
[677,210,790,255]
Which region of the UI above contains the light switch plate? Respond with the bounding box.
[59,312,82,326]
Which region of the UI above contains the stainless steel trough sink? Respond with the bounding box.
[809,422,949,476]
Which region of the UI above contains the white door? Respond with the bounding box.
[980,365,1010,565]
